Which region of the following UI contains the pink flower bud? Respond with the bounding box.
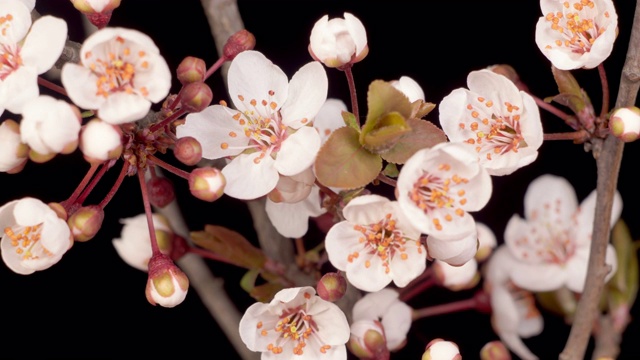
[145,253,189,308]
[480,341,512,360]
[609,106,640,142]
[146,176,175,208]
[348,320,389,360]
[177,56,207,85]
[188,167,226,202]
[422,339,461,360]
[317,272,347,302]
[173,136,202,166]
[223,29,256,60]
[180,82,213,113]
[67,205,105,242]
[70,0,121,29]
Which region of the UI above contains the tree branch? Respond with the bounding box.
[560,1,640,358]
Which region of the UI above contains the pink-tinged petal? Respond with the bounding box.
[0,0,31,44]
[492,287,539,360]
[381,301,412,350]
[314,98,348,143]
[98,92,151,124]
[344,12,367,56]
[325,221,363,271]
[565,244,617,292]
[307,300,351,343]
[574,189,622,246]
[510,262,566,292]
[281,61,328,129]
[238,302,274,351]
[388,241,427,287]
[228,50,288,118]
[222,153,278,200]
[18,0,35,11]
[39,213,71,255]
[504,214,541,264]
[265,191,323,238]
[13,197,50,225]
[391,76,425,102]
[467,70,522,107]
[438,88,469,142]
[426,232,478,266]
[523,174,577,223]
[0,66,38,114]
[274,126,321,176]
[133,52,172,103]
[61,63,103,110]
[272,286,315,305]
[352,288,401,321]
[20,16,68,74]
[177,105,247,159]
[1,237,34,274]
[342,194,390,224]
[520,91,545,151]
[345,251,392,292]
[81,28,157,64]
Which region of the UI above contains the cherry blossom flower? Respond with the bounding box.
[325,194,426,292]
[439,69,543,176]
[484,246,543,360]
[239,286,350,359]
[61,27,171,124]
[0,0,67,114]
[176,50,327,200]
[0,119,28,173]
[396,142,492,240]
[112,213,173,272]
[309,12,368,68]
[504,174,621,293]
[535,0,618,70]
[352,288,412,351]
[390,76,425,103]
[0,197,73,275]
[266,184,325,238]
[19,95,81,156]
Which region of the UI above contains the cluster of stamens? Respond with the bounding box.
[220,90,288,164]
[0,14,22,80]
[4,224,47,260]
[347,213,418,273]
[85,36,149,98]
[543,0,609,54]
[410,164,468,232]
[459,98,525,161]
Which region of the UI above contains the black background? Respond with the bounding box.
[1,0,640,359]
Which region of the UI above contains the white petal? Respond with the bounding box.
[222,153,279,200]
[20,16,68,74]
[61,63,104,110]
[510,262,566,292]
[98,92,151,124]
[274,126,321,176]
[524,174,577,222]
[345,252,392,292]
[325,221,362,271]
[0,66,38,114]
[380,301,412,350]
[133,53,172,103]
[281,61,328,129]
[352,288,401,321]
[427,232,478,266]
[177,106,247,159]
[0,0,31,44]
[344,12,367,56]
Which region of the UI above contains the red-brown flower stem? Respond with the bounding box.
[343,66,360,124]
[37,76,67,97]
[61,162,101,210]
[74,161,110,206]
[315,179,340,203]
[598,63,611,119]
[187,245,241,267]
[411,297,478,321]
[204,56,227,81]
[376,173,397,187]
[543,130,589,142]
[137,167,160,254]
[148,107,188,133]
[98,161,130,209]
[168,89,183,112]
[295,237,306,267]
[147,154,191,180]
[531,93,571,122]
[399,276,437,303]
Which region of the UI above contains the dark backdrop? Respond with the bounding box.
[1,0,639,358]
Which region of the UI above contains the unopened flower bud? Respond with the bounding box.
[177,56,207,85]
[433,259,479,291]
[480,341,511,360]
[145,253,189,308]
[71,0,121,29]
[348,320,389,360]
[609,106,640,142]
[80,118,123,164]
[189,167,226,202]
[180,81,213,112]
[317,272,347,302]
[0,119,29,174]
[423,339,462,360]
[173,136,202,166]
[68,205,104,242]
[223,29,256,60]
[28,150,56,164]
[146,176,175,208]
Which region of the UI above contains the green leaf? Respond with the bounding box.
[551,65,587,113]
[607,220,639,308]
[380,118,447,164]
[240,269,260,294]
[361,80,413,144]
[361,111,412,153]
[382,162,399,178]
[315,126,382,189]
[190,225,266,269]
[342,110,360,132]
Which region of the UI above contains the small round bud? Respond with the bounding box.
[188,167,226,202]
[348,320,389,360]
[146,176,175,208]
[180,82,213,112]
[480,341,511,360]
[68,205,104,242]
[174,136,202,166]
[79,118,123,164]
[145,253,189,308]
[223,29,256,60]
[177,56,207,85]
[609,106,640,142]
[0,119,29,174]
[423,339,461,360]
[433,259,479,291]
[317,272,347,302]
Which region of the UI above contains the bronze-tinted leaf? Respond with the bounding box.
[190,225,266,269]
[380,118,447,164]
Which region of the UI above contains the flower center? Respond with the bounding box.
[85,36,149,98]
[220,90,288,164]
[4,223,49,260]
[543,0,610,54]
[409,163,468,232]
[0,14,22,80]
[460,98,526,161]
[257,293,332,356]
[348,213,420,273]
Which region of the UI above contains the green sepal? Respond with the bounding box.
[342,110,360,132]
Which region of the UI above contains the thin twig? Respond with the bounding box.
[559,1,640,359]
